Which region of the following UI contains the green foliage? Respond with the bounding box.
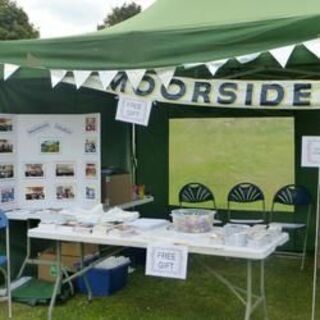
[98,2,141,29]
[0,0,39,40]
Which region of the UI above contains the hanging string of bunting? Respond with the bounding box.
[2,37,320,111]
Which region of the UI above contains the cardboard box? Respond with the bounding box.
[37,250,80,282]
[101,173,132,206]
[61,242,99,257]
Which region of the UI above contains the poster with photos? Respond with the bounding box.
[0,113,101,209]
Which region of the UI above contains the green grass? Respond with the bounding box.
[0,256,317,320]
[169,118,294,210]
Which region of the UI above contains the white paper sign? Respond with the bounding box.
[146,243,188,280]
[116,95,152,126]
[302,136,320,167]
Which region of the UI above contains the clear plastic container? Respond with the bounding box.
[171,209,216,233]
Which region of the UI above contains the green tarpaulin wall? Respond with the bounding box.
[0,75,319,258]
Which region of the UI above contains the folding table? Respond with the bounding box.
[28,224,288,320]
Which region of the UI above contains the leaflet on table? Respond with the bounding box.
[0,113,101,210]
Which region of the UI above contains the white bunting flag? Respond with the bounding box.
[270,45,295,68]
[126,69,146,90]
[50,70,67,88]
[4,64,20,81]
[304,39,320,59]
[98,70,118,89]
[236,52,261,64]
[73,70,92,89]
[206,59,228,76]
[155,67,176,88]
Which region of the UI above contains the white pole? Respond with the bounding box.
[311,169,320,320]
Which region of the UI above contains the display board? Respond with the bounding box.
[0,113,101,210]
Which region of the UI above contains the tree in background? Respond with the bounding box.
[98,2,141,29]
[0,0,39,40]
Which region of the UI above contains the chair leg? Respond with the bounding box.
[301,228,309,271]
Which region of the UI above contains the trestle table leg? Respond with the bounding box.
[245,260,253,320]
[48,241,62,320]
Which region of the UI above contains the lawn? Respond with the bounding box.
[0,256,318,320]
[169,117,294,210]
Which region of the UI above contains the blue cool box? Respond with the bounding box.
[75,262,130,296]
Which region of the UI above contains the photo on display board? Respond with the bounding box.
[85,163,97,178]
[56,163,75,178]
[0,139,13,153]
[0,164,14,179]
[85,117,97,132]
[24,164,45,178]
[86,186,96,200]
[85,138,97,154]
[56,185,75,200]
[0,118,13,132]
[1,187,15,203]
[40,138,60,154]
[25,186,45,201]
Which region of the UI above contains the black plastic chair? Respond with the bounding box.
[227,182,266,225]
[270,184,312,270]
[178,182,221,224]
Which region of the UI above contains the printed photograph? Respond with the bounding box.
[25,186,45,201]
[85,117,97,132]
[40,139,60,153]
[56,185,75,200]
[85,163,97,178]
[0,118,13,132]
[56,163,75,177]
[0,164,14,179]
[1,187,15,203]
[86,186,96,200]
[0,139,13,153]
[85,138,97,153]
[25,164,44,178]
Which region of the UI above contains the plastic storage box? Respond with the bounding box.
[75,262,130,296]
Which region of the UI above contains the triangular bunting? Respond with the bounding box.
[73,70,92,89]
[4,64,20,81]
[126,69,146,90]
[98,70,118,89]
[50,70,67,88]
[303,39,320,59]
[236,53,261,64]
[269,45,295,68]
[154,67,176,88]
[206,59,228,76]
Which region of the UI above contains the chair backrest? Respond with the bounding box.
[0,210,8,230]
[227,182,265,221]
[272,184,311,207]
[179,182,216,208]
[228,182,265,204]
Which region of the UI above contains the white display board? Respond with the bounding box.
[0,113,101,210]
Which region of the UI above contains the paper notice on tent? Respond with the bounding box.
[302,136,320,167]
[145,243,188,280]
[116,95,152,126]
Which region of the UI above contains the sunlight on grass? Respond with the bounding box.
[169,118,294,211]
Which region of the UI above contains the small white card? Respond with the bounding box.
[302,136,320,168]
[116,95,152,126]
[146,243,188,280]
